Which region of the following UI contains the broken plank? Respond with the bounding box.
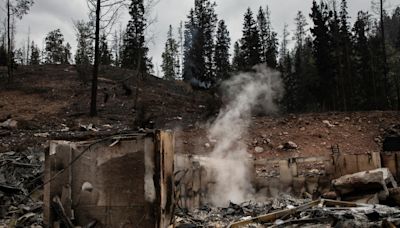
[228,200,321,228]
[322,199,359,207]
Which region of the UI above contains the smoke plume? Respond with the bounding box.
[207,65,283,206]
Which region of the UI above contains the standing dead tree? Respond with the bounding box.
[372,0,392,108]
[5,0,33,83]
[86,0,158,116]
[87,0,129,116]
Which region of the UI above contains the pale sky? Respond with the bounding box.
[2,0,397,76]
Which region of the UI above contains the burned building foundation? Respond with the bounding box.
[174,149,394,210]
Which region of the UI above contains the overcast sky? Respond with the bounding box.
[3,0,397,76]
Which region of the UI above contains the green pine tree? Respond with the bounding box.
[0,44,7,66]
[100,34,112,65]
[353,11,376,109]
[30,41,40,65]
[214,20,231,81]
[257,6,278,68]
[182,0,217,86]
[240,7,261,70]
[161,25,180,80]
[122,0,152,74]
[45,29,69,64]
[310,0,334,110]
[183,9,196,82]
[231,41,243,72]
[74,21,93,65]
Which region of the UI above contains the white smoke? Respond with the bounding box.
[207,65,283,206]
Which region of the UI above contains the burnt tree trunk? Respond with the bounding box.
[395,74,400,111]
[90,0,101,116]
[7,0,11,83]
[380,0,390,109]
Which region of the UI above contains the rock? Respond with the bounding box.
[308,169,321,175]
[322,120,334,128]
[254,146,264,153]
[300,127,306,131]
[322,191,338,199]
[34,132,50,138]
[79,123,98,132]
[61,127,70,132]
[284,141,298,150]
[344,117,351,121]
[283,132,289,135]
[277,145,284,150]
[253,139,258,145]
[332,168,397,197]
[204,143,211,148]
[0,119,18,129]
[261,134,267,139]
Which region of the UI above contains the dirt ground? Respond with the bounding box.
[0,65,210,152]
[0,65,399,159]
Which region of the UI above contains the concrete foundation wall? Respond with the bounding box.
[176,151,381,209]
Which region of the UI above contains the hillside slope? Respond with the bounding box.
[0,65,398,159]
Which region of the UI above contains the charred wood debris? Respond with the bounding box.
[1,121,400,227]
[0,148,43,227]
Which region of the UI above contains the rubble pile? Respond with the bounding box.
[0,148,44,227]
[175,195,310,227]
[176,198,400,227]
